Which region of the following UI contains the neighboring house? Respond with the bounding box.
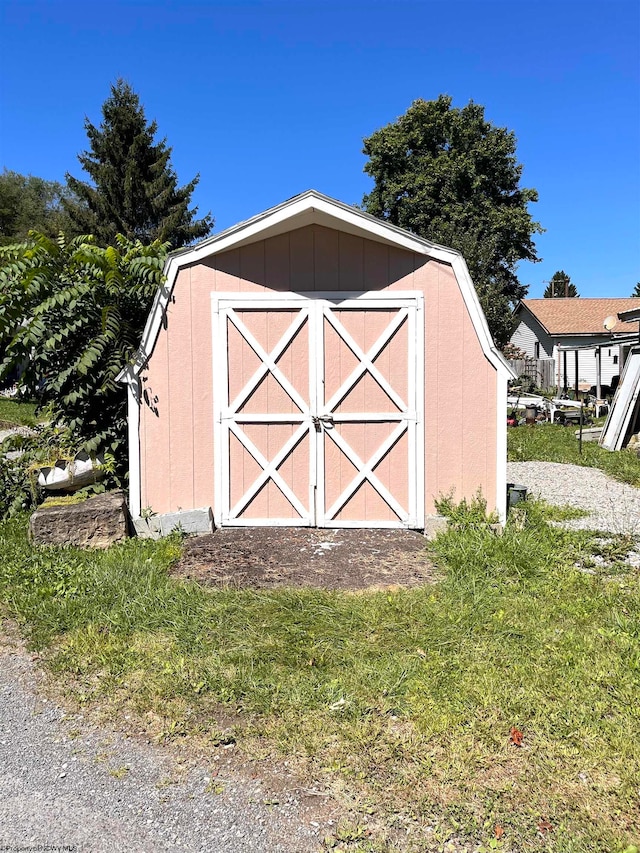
[119,190,515,531]
[510,298,640,389]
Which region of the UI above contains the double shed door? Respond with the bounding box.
[213,293,424,528]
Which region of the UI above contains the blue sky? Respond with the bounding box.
[1,0,638,298]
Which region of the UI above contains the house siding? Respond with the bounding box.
[511,313,554,358]
[511,309,622,389]
[138,224,499,523]
[555,336,622,388]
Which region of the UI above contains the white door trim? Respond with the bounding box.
[213,296,315,527]
[315,295,423,528]
[211,292,424,528]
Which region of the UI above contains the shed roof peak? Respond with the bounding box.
[118,191,513,383]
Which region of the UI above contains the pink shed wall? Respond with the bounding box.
[138,224,498,519]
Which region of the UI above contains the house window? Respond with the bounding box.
[613,355,618,365]
[534,342,540,358]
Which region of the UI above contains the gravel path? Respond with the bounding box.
[0,425,33,442]
[507,461,640,535]
[0,629,334,853]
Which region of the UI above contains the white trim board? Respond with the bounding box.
[600,348,640,451]
[126,372,141,518]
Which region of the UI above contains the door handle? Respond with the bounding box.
[311,414,334,431]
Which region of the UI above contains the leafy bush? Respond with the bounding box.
[0,450,34,517]
[0,232,167,468]
[501,341,527,360]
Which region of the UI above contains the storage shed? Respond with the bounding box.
[119,191,513,531]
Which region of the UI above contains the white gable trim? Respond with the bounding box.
[117,191,514,384]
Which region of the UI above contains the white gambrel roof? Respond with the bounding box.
[118,190,514,383]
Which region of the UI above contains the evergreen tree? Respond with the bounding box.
[543,270,578,297]
[362,96,542,346]
[632,282,640,297]
[65,80,213,249]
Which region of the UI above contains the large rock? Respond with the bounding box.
[29,491,129,549]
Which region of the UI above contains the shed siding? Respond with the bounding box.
[139,224,499,520]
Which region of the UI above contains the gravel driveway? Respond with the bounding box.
[0,628,334,852]
[507,460,640,536]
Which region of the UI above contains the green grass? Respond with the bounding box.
[0,397,40,428]
[508,422,640,486]
[0,507,638,852]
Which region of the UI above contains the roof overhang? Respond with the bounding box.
[553,332,617,338]
[556,334,640,352]
[118,190,515,382]
[618,307,640,325]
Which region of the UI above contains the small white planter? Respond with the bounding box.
[37,451,105,492]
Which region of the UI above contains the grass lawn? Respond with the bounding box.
[0,396,40,428]
[1,503,638,852]
[508,422,640,486]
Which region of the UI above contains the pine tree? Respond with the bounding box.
[65,80,213,249]
[543,271,578,298]
[632,282,640,297]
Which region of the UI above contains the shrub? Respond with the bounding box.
[0,232,167,469]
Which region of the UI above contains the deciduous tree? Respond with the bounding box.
[0,233,167,464]
[362,96,543,345]
[0,170,76,244]
[65,80,213,249]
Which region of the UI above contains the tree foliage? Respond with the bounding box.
[0,170,77,245]
[362,96,543,345]
[543,270,578,298]
[65,80,213,249]
[632,282,640,297]
[0,233,167,465]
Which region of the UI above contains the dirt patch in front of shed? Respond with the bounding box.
[173,528,438,591]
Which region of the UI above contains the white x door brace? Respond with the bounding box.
[212,293,423,528]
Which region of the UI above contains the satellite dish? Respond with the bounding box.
[603,315,618,331]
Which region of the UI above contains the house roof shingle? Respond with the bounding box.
[519,298,640,336]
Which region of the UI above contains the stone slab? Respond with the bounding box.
[29,491,129,549]
[422,515,449,540]
[133,507,214,539]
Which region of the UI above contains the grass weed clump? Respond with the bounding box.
[0,505,638,852]
[435,491,498,528]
